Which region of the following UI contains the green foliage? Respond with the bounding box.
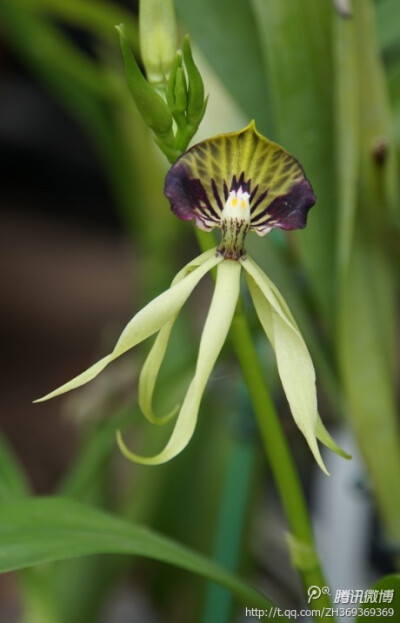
[252,0,336,328]
[355,575,400,622]
[336,0,400,543]
[0,435,29,501]
[0,497,274,612]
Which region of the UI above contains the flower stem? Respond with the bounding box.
[195,227,333,622]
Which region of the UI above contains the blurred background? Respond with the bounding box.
[0,0,400,622]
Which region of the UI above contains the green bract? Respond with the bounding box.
[36,125,348,473]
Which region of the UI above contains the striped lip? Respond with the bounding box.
[164,121,316,240]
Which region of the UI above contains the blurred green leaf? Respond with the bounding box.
[0,497,275,612]
[174,0,273,136]
[252,0,336,328]
[0,435,29,501]
[338,239,400,541]
[334,8,359,282]
[202,428,256,623]
[58,405,136,500]
[355,574,400,622]
[0,2,120,99]
[354,0,399,226]
[15,0,139,52]
[338,0,400,544]
[0,2,166,243]
[377,0,400,55]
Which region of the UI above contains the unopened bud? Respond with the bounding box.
[117,24,173,138]
[182,35,206,125]
[174,67,188,114]
[139,0,177,85]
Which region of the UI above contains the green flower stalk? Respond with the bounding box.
[36,123,347,473]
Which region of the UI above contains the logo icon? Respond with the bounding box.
[307,585,330,603]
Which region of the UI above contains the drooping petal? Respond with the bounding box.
[164,121,316,235]
[242,256,328,474]
[243,257,350,465]
[316,419,351,461]
[117,259,241,465]
[138,249,217,425]
[35,251,222,403]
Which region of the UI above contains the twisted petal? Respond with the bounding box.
[35,251,222,403]
[138,249,217,425]
[242,258,350,463]
[316,419,351,461]
[164,121,316,235]
[117,259,241,465]
[241,256,328,474]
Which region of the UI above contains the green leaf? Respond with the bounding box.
[15,0,139,53]
[0,2,126,101]
[338,238,400,541]
[334,6,360,281]
[376,0,400,55]
[0,497,274,612]
[0,435,29,501]
[251,0,336,327]
[338,0,400,544]
[355,574,400,622]
[57,405,136,499]
[353,0,398,226]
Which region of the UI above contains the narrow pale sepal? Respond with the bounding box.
[316,419,352,460]
[242,257,328,475]
[139,249,217,425]
[117,259,241,465]
[34,253,222,403]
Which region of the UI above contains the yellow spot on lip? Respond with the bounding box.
[240,200,246,209]
[232,198,238,207]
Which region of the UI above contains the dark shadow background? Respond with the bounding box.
[0,41,135,493]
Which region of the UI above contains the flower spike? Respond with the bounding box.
[118,260,241,465]
[34,119,347,474]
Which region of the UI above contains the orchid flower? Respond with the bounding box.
[36,122,347,473]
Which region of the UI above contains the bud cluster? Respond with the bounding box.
[117,1,207,163]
